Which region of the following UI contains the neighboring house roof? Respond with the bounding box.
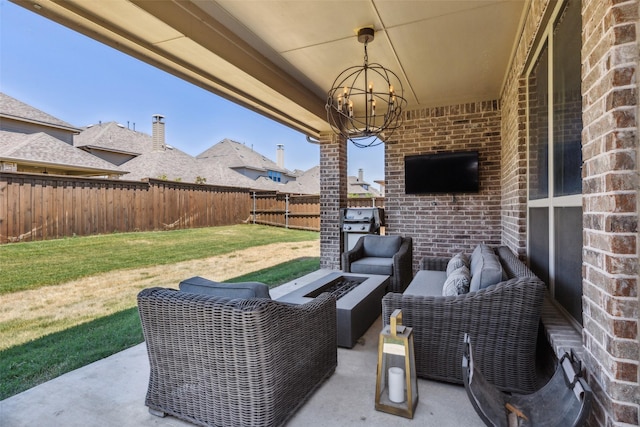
[195,159,260,188]
[118,146,202,182]
[74,121,201,182]
[348,175,382,197]
[0,92,80,132]
[74,121,150,155]
[282,165,319,194]
[197,138,290,175]
[2,93,321,192]
[194,138,321,193]
[0,130,124,175]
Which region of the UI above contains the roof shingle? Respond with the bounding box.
[0,92,79,131]
[0,130,123,173]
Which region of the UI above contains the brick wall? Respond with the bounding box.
[499,0,550,258]
[500,71,529,257]
[385,102,502,272]
[317,2,638,423]
[319,132,347,269]
[581,0,640,425]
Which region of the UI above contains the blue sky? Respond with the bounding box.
[0,1,384,183]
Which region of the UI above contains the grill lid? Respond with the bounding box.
[343,208,377,221]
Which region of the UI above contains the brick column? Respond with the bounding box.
[582,1,639,425]
[499,74,528,257]
[319,131,347,269]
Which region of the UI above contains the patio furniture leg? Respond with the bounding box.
[148,408,166,418]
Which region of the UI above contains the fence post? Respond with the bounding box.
[285,193,289,229]
[252,191,256,224]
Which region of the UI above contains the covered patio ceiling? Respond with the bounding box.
[13,0,529,139]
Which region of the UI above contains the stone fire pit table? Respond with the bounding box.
[276,271,389,348]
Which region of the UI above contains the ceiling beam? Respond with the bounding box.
[12,0,329,137]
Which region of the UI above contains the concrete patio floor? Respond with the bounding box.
[1,270,484,427]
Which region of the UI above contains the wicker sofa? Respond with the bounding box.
[382,245,545,393]
[137,287,337,427]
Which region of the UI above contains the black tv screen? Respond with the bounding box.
[404,151,479,194]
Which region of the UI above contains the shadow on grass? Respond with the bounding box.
[0,257,321,400]
[0,307,143,400]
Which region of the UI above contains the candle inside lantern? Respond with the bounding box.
[388,367,405,403]
[348,100,354,117]
[337,95,343,110]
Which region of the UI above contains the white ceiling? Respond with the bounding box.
[13,0,529,138]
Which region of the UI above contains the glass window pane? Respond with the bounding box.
[528,44,549,200]
[554,207,583,324]
[529,208,549,286]
[553,0,582,196]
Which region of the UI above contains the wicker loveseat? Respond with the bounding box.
[382,245,545,393]
[137,287,337,427]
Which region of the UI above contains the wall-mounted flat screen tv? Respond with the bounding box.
[404,151,479,194]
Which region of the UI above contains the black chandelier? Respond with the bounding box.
[326,27,407,148]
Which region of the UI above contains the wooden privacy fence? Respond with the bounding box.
[251,192,320,231]
[0,172,252,243]
[0,172,385,243]
[250,193,385,231]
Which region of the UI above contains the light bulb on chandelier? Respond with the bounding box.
[326,27,407,148]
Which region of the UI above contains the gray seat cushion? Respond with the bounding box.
[362,235,402,258]
[469,251,503,292]
[404,270,447,297]
[470,243,493,273]
[350,257,394,276]
[179,276,271,299]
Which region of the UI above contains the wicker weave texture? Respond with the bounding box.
[342,236,413,293]
[382,246,545,394]
[137,288,337,427]
[419,256,449,271]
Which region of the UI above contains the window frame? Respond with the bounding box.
[525,0,583,327]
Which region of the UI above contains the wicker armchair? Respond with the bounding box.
[382,246,545,394]
[342,235,413,293]
[137,288,337,427]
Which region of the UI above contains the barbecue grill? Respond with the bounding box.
[340,207,385,251]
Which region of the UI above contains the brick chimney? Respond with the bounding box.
[358,168,364,182]
[276,144,285,168]
[152,114,165,152]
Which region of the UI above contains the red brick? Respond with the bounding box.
[613,24,636,45]
[613,319,638,339]
[612,109,636,128]
[612,66,636,86]
[612,402,639,425]
[609,3,640,25]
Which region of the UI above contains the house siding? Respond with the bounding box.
[0,117,75,145]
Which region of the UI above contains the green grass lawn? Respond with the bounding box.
[0,224,318,294]
[0,225,320,399]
